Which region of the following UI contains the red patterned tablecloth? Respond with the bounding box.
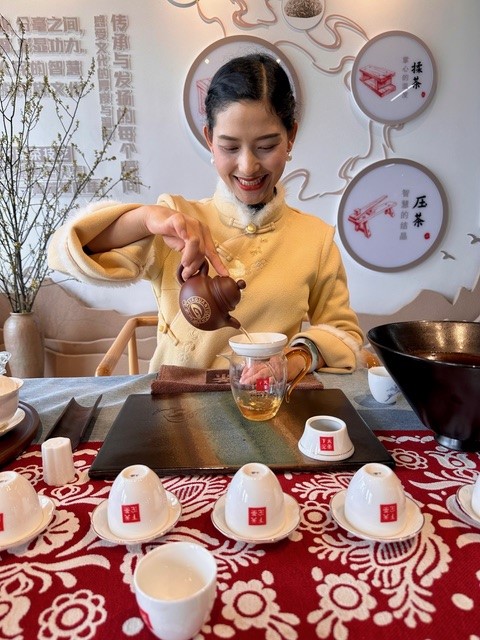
[1,431,480,640]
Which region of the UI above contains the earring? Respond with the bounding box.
[210,156,215,165]
[286,152,292,162]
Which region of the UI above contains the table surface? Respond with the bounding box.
[3,372,480,640]
[20,370,426,444]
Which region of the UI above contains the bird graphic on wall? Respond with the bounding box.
[440,250,455,260]
[467,233,480,244]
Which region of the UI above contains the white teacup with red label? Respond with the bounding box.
[224,462,286,539]
[298,415,354,461]
[0,471,43,545]
[344,463,407,537]
[107,464,168,540]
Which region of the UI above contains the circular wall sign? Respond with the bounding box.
[183,36,301,149]
[351,31,437,124]
[337,159,448,272]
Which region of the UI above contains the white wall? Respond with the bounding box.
[4,0,480,319]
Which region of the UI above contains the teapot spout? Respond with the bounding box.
[225,314,241,330]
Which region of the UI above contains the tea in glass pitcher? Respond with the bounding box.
[225,333,310,421]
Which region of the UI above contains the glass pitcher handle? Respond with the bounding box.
[284,347,311,402]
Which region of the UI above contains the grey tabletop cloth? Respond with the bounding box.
[19,369,426,445]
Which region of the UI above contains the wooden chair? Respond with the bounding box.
[95,315,158,376]
[94,314,380,376]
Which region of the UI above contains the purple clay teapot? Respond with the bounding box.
[177,261,246,331]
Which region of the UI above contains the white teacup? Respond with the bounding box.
[42,437,76,486]
[368,366,400,404]
[344,463,407,537]
[224,462,285,538]
[298,415,354,461]
[134,542,217,640]
[471,474,480,517]
[0,471,43,544]
[0,376,23,425]
[107,464,168,540]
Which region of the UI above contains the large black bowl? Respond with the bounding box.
[367,321,480,451]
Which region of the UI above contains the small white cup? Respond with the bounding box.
[107,464,168,540]
[298,415,354,461]
[0,376,23,425]
[134,541,217,640]
[344,463,407,537]
[368,366,400,404]
[42,437,76,486]
[471,474,480,517]
[0,471,43,544]
[224,462,285,539]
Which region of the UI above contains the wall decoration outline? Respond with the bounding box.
[351,30,437,125]
[338,158,448,272]
[183,35,302,150]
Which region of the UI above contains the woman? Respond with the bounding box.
[48,53,363,377]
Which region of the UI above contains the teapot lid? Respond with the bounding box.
[229,332,288,357]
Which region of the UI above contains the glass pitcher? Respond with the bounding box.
[224,333,310,421]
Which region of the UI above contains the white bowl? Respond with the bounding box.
[107,464,169,540]
[471,474,480,517]
[0,471,43,544]
[229,332,288,357]
[0,376,23,425]
[224,462,285,539]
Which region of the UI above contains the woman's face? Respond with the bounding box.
[204,100,297,206]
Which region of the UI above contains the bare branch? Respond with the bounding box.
[0,16,144,312]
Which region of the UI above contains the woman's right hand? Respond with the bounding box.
[87,204,228,279]
[145,206,228,279]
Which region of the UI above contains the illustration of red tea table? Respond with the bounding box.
[347,195,396,238]
[359,65,396,97]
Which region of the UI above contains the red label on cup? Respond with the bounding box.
[248,507,267,526]
[121,503,141,523]
[380,503,398,522]
[255,378,270,392]
[0,513,3,532]
[319,436,334,451]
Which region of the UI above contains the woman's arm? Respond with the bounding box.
[86,204,228,279]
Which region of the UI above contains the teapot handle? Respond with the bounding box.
[176,259,209,284]
[284,347,311,403]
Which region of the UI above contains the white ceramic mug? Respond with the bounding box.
[0,471,43,544]
[344,463,407,537]
[134,542,217,640]
[368,366,400,404]
[42,437,76,486]
[224,462,285,538]
[107,464,169,540]
[298,415,354,461]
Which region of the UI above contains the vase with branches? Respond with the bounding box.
[0,16,140,375]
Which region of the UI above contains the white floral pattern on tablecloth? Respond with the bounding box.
[0,433,479,639]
